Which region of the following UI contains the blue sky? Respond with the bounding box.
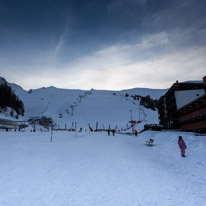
[0,0,205,90]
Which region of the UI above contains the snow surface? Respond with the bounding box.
[0,77,167,131]
[0,130,206,206]
[5,85,166,131]
[121,88,168,99]
[0,107,24,121]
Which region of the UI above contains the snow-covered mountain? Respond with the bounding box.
[0,77,8,85]
[0,77,168,131]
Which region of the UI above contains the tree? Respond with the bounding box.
[0,83,25,116]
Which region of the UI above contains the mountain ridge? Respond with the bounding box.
[0,77,168,130]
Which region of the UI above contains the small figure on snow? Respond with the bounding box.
[178,136,187,157]
[134,130,138,136]
[107,129,110,136]
[112,129,115,136]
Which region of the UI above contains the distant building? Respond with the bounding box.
[158,76,206,130]
[0,118,19,130]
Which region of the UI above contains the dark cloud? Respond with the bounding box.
[0,0,205,89]
[1,0,205,52]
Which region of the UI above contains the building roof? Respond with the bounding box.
[182,81,203,84]
[159,81,204,100]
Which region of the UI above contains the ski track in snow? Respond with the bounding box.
[2,85,162,130]
[0,131,206,206]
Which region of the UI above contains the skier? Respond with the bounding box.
[178,136,187,157]
[107,129,110,136]
[112,129,115,136]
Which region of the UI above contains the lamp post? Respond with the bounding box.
[75,122,77,137]
[50,124,54,142]
[138,105,141,122]
[130,109,133,121]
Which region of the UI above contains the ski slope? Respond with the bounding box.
[0,130,206,206]
[10,85,166,131]
[1,77,167,131]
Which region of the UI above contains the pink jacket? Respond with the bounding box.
[178,139,186,149]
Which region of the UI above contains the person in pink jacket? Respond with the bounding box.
[178,136,187,157]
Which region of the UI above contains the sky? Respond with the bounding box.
[0,0,206,90]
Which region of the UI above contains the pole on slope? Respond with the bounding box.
[75,122,77,137]
[81,115,90,133]
[130,109,133,121]
[138,105,140,122]
[33,121,36,132]
[51,125,53,142]
[88,123,91,133]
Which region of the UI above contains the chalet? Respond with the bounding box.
[158,76,206,130]
[177,76,206,133]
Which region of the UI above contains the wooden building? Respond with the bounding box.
[177,76,206,133]
[158,77,205,129]
[177,95,206,132]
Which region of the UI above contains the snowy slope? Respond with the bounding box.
[1,77,167,130]
[14,87,163,131]
[0,130,205,206]
[121,87,167,99]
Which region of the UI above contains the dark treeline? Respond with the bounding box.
[139,95,158,110]
[125,93,158,110]
[0,84,24,116]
